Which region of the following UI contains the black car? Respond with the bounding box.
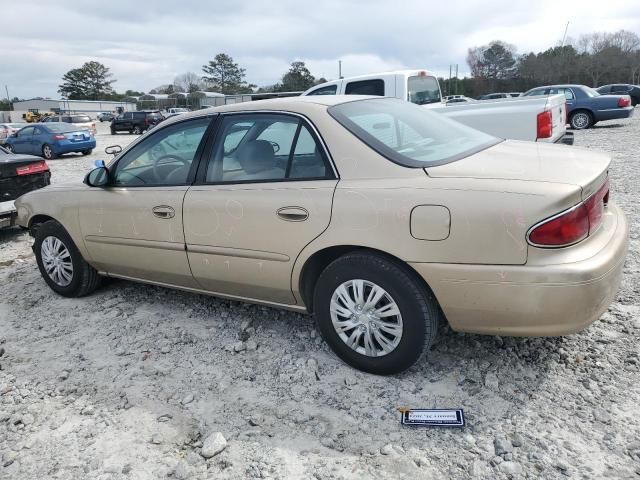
[0,145,50,228]
[596,84,640,106]
[110,111,164,135]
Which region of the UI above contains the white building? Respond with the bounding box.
[11,98,137,121]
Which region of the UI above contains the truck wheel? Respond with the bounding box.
[110,128,116,135]
[133,126,142,135]
[313,252,440,375]
[570,111,592,130]
[34,220,101,297]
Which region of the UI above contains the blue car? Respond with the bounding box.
[522,84,634,129]
[5,122,96,160]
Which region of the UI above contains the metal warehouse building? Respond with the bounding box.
[11,98,137,121]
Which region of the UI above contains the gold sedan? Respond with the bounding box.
[15,96,629,374]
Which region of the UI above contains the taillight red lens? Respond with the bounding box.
[537,110,552,139]
[618,96,631,107]
[16,161,49,176]
[529,179,610,247]
[53,134,66,140]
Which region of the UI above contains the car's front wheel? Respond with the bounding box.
[4,144,12,152]
[82,149,93,155]
[313,252,440,374]
[570,110,593,129]
[34,220,101,297]
[133,126,142,134]
[110,128,116,135]
[42,144,56,160]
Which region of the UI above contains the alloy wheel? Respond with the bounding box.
[40,236,73,286]
[43,144,53,159]
[572,112,590,129]
[329,279,403,357]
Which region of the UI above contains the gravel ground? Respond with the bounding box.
[1,116,639,480]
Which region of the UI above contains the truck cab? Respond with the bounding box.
[304,70,442,106]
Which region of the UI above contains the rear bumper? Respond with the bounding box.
[555,132,574,145]
[54,139,96,154]
[410,203,629,336]
[0,200,16,228]
[594,106,634,122]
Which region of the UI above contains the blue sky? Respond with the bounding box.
[2,0,639,99]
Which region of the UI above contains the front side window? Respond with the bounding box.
[307,85,338,96]
[72,116,91,123]
[407,75,441,105]
[345,79,385,96]
[329,98,500,167]
[206,114,331,183]
[18,127,34,137]
[112,117,210,186]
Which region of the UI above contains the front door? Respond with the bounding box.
[183,113,338,305]
[12,126,34,154]
[78,116,213,286]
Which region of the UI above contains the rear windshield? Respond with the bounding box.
[72,115,91,123]
[328,98,500,167]
[45,123,84,133]
[407,75,441,105]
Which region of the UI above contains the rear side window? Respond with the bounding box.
[407,75,441,105]
[345,79,385,96]
[329,98,500,168]
[72,116,91,123]
[307,85,337,96]
[611,85,628,93]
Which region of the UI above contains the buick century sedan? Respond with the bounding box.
[15,96,628,374]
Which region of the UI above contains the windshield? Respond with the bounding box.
[45,123,85,133]
[329,98,500,167]
[407,75,441,105]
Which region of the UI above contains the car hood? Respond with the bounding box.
[426,140,610,200]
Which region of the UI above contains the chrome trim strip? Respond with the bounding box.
[85,236,185,251]
[187,244,290,262]
[98,272,308,312]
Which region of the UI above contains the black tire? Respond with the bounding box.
[42,144,56,160]
[4,144,13,152]
[82,149,93,155]
[33,220,101,297]
[569,110,593,130]
[132,125,142,135]
[313,252,440,375]
[110,128,117,135]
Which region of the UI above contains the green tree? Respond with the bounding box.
[279,61,316,91]
[202,53,254,94]
[58,61,115,100]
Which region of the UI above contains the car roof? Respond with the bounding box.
[529,84,585,90]
[157,95,377,128]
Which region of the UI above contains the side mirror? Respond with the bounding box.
[105,145,122,155]
[84,166,110,187]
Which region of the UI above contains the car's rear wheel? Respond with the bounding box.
[42,144,56,160]
[82,149,93,155]
[34,220,101,297]
[570,110,593,129]
[133,126,142,134]
[313,252,440,374]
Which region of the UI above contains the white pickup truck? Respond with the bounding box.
[303,70,573,145]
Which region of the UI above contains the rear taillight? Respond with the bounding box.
[16,161,49,176]
[537,110,553,139]
[617,96,631,107]
[528,179,610,247]
[53,134,66,140]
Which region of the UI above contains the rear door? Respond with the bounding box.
[183,112,338,305]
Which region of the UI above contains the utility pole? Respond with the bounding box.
[561,21,570,47]
[4,85,9,103]
[338,60,343,79]
[448,64,452,96]
[455,64,459,95]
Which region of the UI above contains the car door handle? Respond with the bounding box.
[152,205,175,219]
[276,206,309,222]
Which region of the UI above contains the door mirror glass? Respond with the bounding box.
[105,145,122,155]
[94,159,106,168]
[84,166,110,187]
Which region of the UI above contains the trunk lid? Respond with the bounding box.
[426,140,609,200]
[0,153,51,202]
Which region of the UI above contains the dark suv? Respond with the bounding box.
[110,111,164,135]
